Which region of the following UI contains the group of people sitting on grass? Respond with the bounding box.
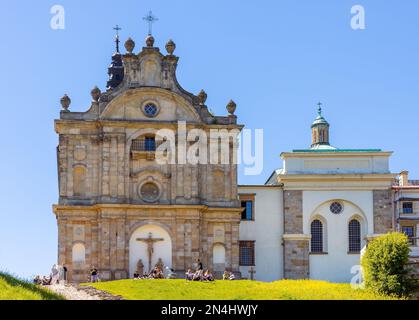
[133,266,166,280]
[184,259,215,282]
[185,268,215,281]
[33,275,52,286]
[222,270,236,280]
[33,264,68,286]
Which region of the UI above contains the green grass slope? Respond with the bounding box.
[86,279,401,300]
[0,272,65,300]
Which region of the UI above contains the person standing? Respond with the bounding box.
[63,265,68,283]
[51,264,59,285]
[196,259,203,271]
[90,266,98,283]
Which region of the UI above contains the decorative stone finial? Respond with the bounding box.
[165,39,176,55]
[60,94,71,111]
[146,35,155,47]
[91,86,101,102]
[125,38,135,53]
[226,100,237,115]
[197,90,207,105]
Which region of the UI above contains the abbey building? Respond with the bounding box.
[53,32,418,283]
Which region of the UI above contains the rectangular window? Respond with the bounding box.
[145,137,156,151]
[402,226,415,245]
[241,201,253,220]
[239,194,255,221]
[402,202,413,214]
[239,241,255,266]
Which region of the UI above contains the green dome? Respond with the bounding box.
[311,115,329,127]
[311,103,329,128]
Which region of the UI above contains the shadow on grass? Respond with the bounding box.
[0,272,65,300]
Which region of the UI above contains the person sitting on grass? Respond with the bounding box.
[185,269,193,281]
[42,275,52,286]
[203,270,215,282]
[192,269,201,281]
[222,271,230,280]
[229,272,236,280]
[133,271,140,279]
[165,267,177,279]
[33,275,42,285]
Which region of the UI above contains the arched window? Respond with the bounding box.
[348,219,361,253]
[72,243,86,264]
[311,219,323,253]
[73,166,86,197]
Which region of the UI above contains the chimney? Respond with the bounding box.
[399,170,409,186]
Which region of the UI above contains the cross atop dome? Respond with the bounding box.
[317,102,323,116]
[143,11,158,35]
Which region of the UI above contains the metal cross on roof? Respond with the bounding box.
[113,24,122,36]
[317,102,323,115]
[143,11,158,35]
[113,25,122,52]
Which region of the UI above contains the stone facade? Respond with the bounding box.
[283,190,303,234]
[373,190,394,234]
[282,190,310,279]
[283,236,310,280]
[53,36,243,282]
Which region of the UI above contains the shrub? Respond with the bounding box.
[361,232,412,297]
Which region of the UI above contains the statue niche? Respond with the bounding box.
[141,59,161,87]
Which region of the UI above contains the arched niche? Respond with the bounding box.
[129,224,172,277]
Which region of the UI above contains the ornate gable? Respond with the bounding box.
[57,35,238,126]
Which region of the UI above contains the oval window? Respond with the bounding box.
[140,182,160,202]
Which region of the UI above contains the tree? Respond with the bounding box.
[361,232,412,297]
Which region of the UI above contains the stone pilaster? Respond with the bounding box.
[57,218,67,266]
[284,190,303,234]
[283,234,310,279]
[231,222,240,272]
[373,189,394,234]
[283,190,310,279]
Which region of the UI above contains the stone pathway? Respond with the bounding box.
[46,283,123,300]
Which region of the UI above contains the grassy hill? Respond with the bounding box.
[86,279,401,300]
[0,272,64,300]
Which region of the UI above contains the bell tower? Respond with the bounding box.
[311,102,330,148]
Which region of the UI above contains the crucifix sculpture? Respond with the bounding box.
[136,232,164,272]
[143,10,158,35]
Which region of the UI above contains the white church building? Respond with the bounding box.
[238,105,396,283]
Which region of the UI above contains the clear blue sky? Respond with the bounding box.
[0,0,418,278]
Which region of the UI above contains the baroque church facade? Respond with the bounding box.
[53,32,415,283]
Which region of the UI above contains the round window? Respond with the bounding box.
[140,182,160,202]
[143,103,158,117]
[330,202,343,214]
